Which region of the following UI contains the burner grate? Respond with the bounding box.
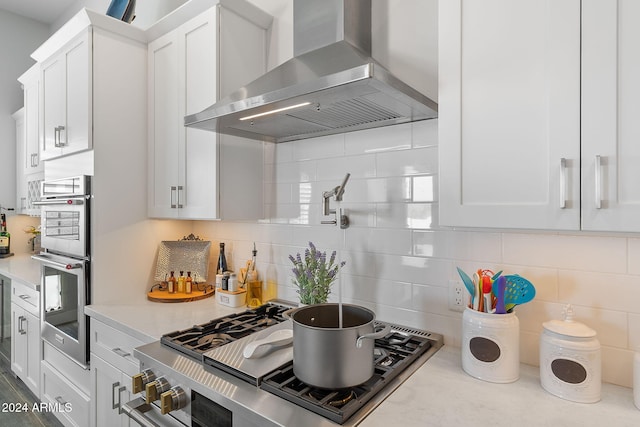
[260,324,435,424]
[160,303,290,361]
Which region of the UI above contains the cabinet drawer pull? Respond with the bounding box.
[19,294,31,300]
[559,158,567,209]
[595,155,602,209]
[112,347,131,358]
[55,396,67,405]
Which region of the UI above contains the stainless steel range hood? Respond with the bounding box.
[184,0,437,143]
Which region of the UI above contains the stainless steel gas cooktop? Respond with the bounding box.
[128,301,444,427]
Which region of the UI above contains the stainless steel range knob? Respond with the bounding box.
[160,386,187,415]
[145,377,170,403]
[132,369,156,394]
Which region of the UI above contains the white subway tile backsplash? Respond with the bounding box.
[316,154,376,181]
[376,147,438,177]
[558,270,640,314]
[376,203,434,229]
[344,122,412,155]
[629,238,640,275]
[203,120,640,387]
[503,233,627,273]
[413,230,502,262]
[293,133,345,160]
[412,175,436,202]
[412,119,438,148]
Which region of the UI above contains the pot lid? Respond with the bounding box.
[542,305,596,338]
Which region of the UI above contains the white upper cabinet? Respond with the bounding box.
[19,65,43,174]
[581,0,640,232]
[40,30,91,161]
[148,2,270,220]
[439,0,581,230]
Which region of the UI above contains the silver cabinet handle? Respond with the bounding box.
[559,158,567,209]
[55,396,67,405]
[177,186,184,209]
[170,186,177,209]
[18,316,27,335]
[112,347,131,358]
[54,125,66,147]
[19,294,30,300]
[595,155,602,209]
[112,381,127,410]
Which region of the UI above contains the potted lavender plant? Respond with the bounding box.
[289,242,346,305]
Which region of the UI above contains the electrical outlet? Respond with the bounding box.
[448,279,466,312]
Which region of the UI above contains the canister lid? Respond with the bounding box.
[542,305,596,338]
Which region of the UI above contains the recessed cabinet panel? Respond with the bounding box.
[440,0,581,230]
[582,0,640,231]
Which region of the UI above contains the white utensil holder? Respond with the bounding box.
[462,307,519,383]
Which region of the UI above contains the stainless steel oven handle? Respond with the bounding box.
[120,397,162,427]
[31,254,83,270]
[33,197,86,206]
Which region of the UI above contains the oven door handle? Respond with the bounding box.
[33,196,87,206]
[31,254,83,270]
[120,397,163,427]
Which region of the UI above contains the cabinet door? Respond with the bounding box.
[148,32,181,218]
[11,304,27,380]
[41,30,91,161]
[25,310,40,396]
[13,109,27,214]
[439,0,581,229]
[582,0,640,231]
[148,8,217,219]
[63,30,92,157]
[91,355,130,427]
[181,8,218,219]
[41,55,65,160]
[23,70,42,173]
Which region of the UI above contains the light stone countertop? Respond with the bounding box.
[85,297,242,343]
[87,299,640,426]
[0,253,41,289]
[360,345,640,427]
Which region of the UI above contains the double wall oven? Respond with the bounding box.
[32,176,91,367]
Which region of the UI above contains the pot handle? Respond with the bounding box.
[356,324,392,349]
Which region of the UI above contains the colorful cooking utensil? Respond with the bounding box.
[494,276,507,314]
[456,267,476,297]
[503,274,536,311]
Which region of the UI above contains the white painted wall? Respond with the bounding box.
[0,10,49,213]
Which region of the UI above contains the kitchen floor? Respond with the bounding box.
[0,355,63,427]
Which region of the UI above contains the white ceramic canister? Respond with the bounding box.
[539,305,601,403]
[461,307,520,383]
[634,347,640,410]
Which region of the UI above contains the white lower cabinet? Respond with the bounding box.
[90,318,146,427]
[41,342,91,427]
[91,354,136,427]
[41,361,90,427]
[10,279,41,397]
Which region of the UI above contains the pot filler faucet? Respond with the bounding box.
[321,173,350,229]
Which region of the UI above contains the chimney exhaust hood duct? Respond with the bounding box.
[184,0,437,143]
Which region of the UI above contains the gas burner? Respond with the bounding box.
[308,389,357,408]
[160,302,291,361]
[197,333,233,347]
